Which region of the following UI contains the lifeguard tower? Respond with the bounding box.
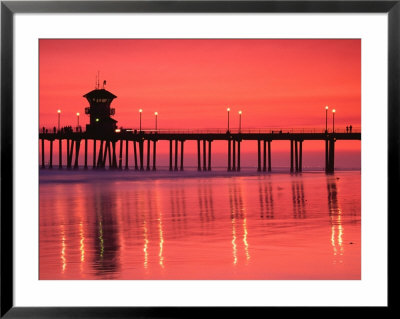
[84,80,117,135]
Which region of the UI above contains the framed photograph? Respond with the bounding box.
[1,0,394,317]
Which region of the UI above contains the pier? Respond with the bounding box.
[39,128,361,173]
[39,85,360,173]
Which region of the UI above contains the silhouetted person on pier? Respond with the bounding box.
[42,127,45,133]
[349,125,352,133]
[346,126,349,133]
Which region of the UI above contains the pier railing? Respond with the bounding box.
[40,126,361,135]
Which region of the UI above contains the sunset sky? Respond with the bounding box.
[39,39,361,168]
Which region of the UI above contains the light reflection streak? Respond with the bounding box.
[153,187,165,269]
[60,224,66,273]
[143,220,149,269]
[79,221,85,274]
[98,220,104,259]
[231,218,237,265]
[331,210,344,257]
[158,217,164,268]
[243,217,250,263]
[327,178,344,261]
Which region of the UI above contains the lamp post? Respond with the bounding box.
[139,109,143,132]
[155,112,158,132]
[76,112,80,128]
[227,107,230,132]
[332,109,336,133]
[238,110,242,132]
[325,106,328,133]
[57,109,61,132]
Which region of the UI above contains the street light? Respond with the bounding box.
[155,112,158,132]
[139,109,143,132]
[76,112,80,128]
[57,109,61,132]
[332,109,336,133]
[227,107,230,132]
[238,110,242,132]
[325,106,329,133]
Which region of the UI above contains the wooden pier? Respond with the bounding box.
[39,128,361,173]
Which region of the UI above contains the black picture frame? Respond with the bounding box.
[1,0,394,317]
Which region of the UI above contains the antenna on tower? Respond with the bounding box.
[96,71,100,90]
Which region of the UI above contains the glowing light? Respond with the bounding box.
[57,109,61,113]
[231,218,237,265]
[243,217,250,262]
[76,112,80,116]
[95,118,99,122]
[99,221,104,259]
[325,106,329,110]
[143,220,148,269]
[238,110,242,114]
[155,112,158,116]
[115,129,121,133]
[60,225,66,273]
[332,109,336,113]
[158,217,164,269]
[139,109,143,113]
[227,108,230,112]
[80,222,85,263]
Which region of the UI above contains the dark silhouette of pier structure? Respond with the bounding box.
[39,86,361,173]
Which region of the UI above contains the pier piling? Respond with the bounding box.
[180,140,184,171]
[197,140,201,171]
[139,140,144,171]
[40,129,357,174]
[268,140,271,172]
[208,140,212,171]
[153,140,157,171]
[74,140,80,169]
[125,139,129,170]
[290,140,294,173]
[49,140,53,168]
[174,139,178,171]
[237,140,240,171]
[263,140,267,172]
[133,141,138,170]
[232,140,236,171]
[119,139,123,169]
[203,140,207,171]
[59,138,62,169]
[84,139,88,169]
[146,139,151,171]
[169,140,173,171]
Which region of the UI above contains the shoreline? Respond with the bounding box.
[39,167,361,183]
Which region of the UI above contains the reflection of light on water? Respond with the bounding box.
[231,218,237,265]
[155,188,165,269]
[327,178,345,263]
[80,222,85,263]
[99,220,104,259]
[143,220,149,269]
[79,222,85,274]
[60,225,66,273]
[243,218,250,263]
[158,216,164,269]
[331,209,344,260]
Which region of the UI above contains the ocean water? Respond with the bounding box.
[39,169,361,280]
